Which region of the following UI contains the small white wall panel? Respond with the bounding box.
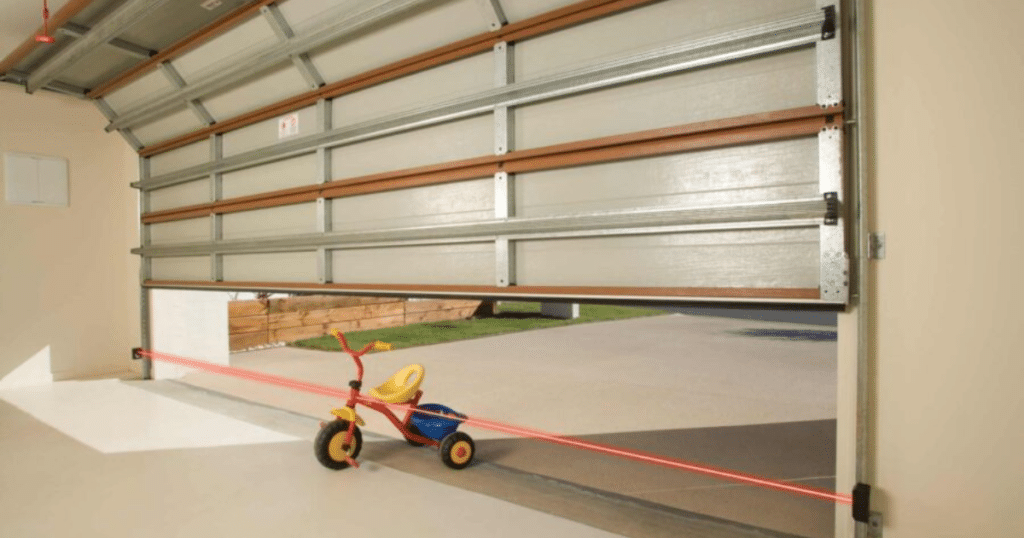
[220,154,319,198]
[332,243,495,285]
[332,179,494,232]
[222,203,318,240]
[3,153,69,207]
[331,116,492,179]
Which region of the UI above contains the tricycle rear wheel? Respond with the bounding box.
[314,420,362,470]
[439,431,474,470]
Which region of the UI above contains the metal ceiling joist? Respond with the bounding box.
[0,0,96,76]
[105,0,437,131]
[58,22,156,60]
[474,0,508,31]
[159,62,216,126]
[260,4,325,89]
[93,97,144,150]
[2,70,87,97]
[25,0,176,93]
[137,9,829,191]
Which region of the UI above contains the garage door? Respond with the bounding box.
[118,0,848,305]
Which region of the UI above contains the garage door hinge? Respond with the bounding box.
[822,5,837,40]
[853,483,884,536]
[824,192,839,225]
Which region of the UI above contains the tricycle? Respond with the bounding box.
[314,330,475,470]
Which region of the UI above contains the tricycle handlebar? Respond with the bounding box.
[330,330,389,358]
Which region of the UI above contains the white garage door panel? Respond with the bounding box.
[222,252,319,282]
[149,179,210,213]
[308,0,486,84]
[135,0,848,305]
[516,48,817,150]
[332,243,495,285]
[515,0,814,81]
[132,108,205,148]
[173,16,278,84]
[222,203,318,241]
[202,65,312,122]
[103,68,177,116]
[278,0,372,33]
[221,154,319,199]
[151,257,211,281]
[149,141,210,178]
[330,116,493,179]
[515,138,820,218]
[332,179,494,233]
[149,218,210,246]
[223,106,320,158]
[332,53,494,128]
[515,229,820,289]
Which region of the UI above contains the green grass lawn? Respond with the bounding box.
[291,302,666,352]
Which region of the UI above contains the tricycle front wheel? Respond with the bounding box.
[315,420,362,470]
[439,431,474,470]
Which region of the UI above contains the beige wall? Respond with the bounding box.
[854,1,1024,536]
[0,84,139,381]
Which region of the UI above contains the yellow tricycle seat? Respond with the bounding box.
[369,364,424,404]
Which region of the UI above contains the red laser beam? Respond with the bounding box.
[140,349,852,505]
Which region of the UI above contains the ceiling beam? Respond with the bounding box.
[25,0,175,94]
[58,22,156,60]
[2,69,88,97]
[0,0,97,76]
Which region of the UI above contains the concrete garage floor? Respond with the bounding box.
[0,313,839,538]
[179,313,840,537]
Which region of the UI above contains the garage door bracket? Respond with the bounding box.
[822,5,837,40]
[824,192,840,225]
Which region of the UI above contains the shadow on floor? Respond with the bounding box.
[361,420,838,538]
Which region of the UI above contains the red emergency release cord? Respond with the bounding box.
[138,349,853,506]
[35,0,55,43]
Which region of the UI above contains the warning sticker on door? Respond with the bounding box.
[278,113,299,139]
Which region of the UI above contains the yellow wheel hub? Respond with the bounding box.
[328,432,354,461]
[449,440,472,465]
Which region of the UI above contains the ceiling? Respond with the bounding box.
[0,0,251,96]
[0,0,75,60]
